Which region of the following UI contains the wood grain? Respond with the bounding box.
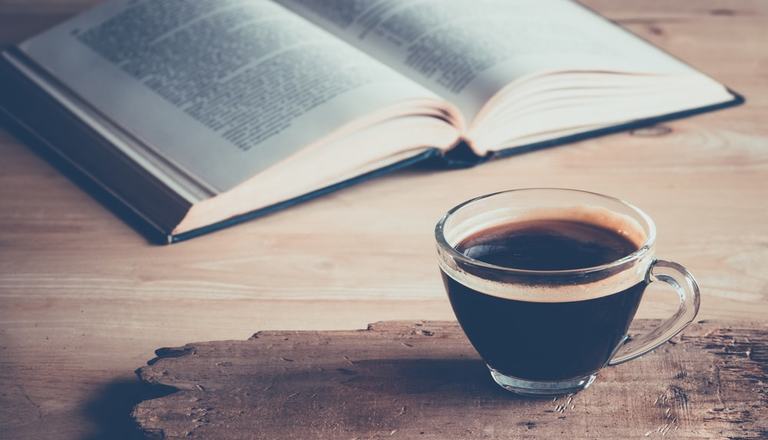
[133,320,768,440]
[0,1,767,439]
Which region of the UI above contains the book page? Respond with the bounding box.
[19,0,445,193]
[276,0,710,121]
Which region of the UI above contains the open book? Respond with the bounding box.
[0,0,741,243]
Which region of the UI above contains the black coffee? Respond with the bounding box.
[458,219,638,270]
[441,218,646,381]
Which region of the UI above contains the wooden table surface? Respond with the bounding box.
[1,1,766,439]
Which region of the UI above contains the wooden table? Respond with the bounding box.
[1,1,766,439]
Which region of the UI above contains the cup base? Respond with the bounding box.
[488,366,597,396]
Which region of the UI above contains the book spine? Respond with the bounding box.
[0,49,183,244]
[421,141,486,169]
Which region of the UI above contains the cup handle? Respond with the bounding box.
[608,260,701,366]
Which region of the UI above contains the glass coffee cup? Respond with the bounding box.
[435,188,700,395]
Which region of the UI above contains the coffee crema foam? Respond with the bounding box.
[438,205,655,303]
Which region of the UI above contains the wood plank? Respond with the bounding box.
[133,320,768,439]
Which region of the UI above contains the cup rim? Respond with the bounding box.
[435,188,657,276]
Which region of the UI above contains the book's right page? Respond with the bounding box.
[276,0,737,153]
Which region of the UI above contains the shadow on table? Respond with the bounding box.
[300,357,551,403]
[101,358,546,438]
[81,378,176,440]
[335,358,503,396]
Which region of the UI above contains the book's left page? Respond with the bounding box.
[18,0,449,197]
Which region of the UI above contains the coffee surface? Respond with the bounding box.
[457,218,639,270]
